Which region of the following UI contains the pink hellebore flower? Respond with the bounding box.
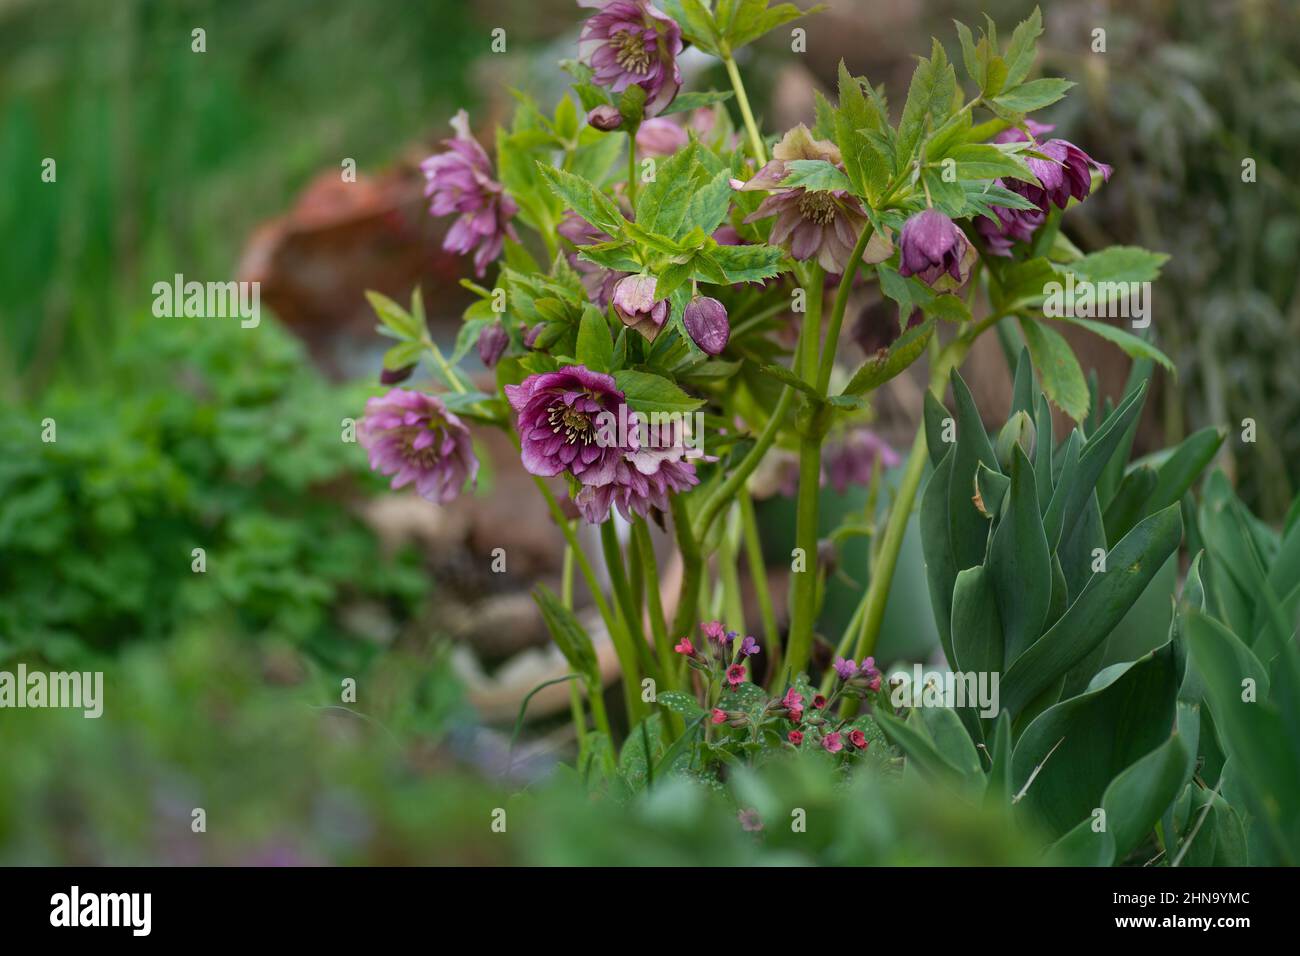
[420,110,518,277]
[578,0,683,117]
[359,389,479,505]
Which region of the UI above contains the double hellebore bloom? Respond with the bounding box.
[898,209,970,286]
[612,274,670,342]
[506,364,699,523]
[734,125,892,275]
[359,389,479,505]
[578,0,683,117]
[683,296,730,355]
[421,110,518,278]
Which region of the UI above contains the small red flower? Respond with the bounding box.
[812,694,827,709]
[788,730,804,745]
[711,708,727,724]
[849,729,868,749]
[674,637,695,655]
[788,707,803,724]
[821,732,843,754]
[726,663,747,687]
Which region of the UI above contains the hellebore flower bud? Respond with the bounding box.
[380,364,415,385]
[898,209,970,287]
[612,274,670,342]
[682,296,729,355]
[522,323,545,350]
[477,321,508,368]
[995,410,1037,470]
[586,105,623,132]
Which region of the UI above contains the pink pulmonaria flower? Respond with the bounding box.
[711,708,727,724]
[674,637,695,655]
[726,663,747,687]
[359,389,479,504]
[701,621,729,645]
[860,656,882,691]
[898,209,970,286]
[823,428,901,494]
[579,0,683,118]
[739,636,760,658]
[636,117,689,156]
[833,657,858,681]
[737,808,764,833]
[849,729,868,750]
[421,110,518,277]
[612,274,670,342]
[733,125,893,275]
[782,688,804,711]
[788,730,804,745]
[822,732,843,754]
[812,694,827,710]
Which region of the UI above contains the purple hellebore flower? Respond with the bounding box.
[587,105,624,131]
[739,636,760,658]
[578,0,683,117]
[823,427,902,494]
[359,388,479,504]
[505,365,630,486]
[898,209,970,286]
[572,451,699,522]
[420,110,519,278]
[734,125,893,275]
[635,117,689,156]
[683,296,729,355]
[834,657,858,681]
[974,199,1046,257]
[612,274,670,342]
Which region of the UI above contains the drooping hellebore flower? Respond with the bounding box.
[898,209,970,286]
[359,389,479,504]
[578,0,683,117]
[733,125,893,275]
[612,274,670,342]
[823,427,902,494]
[420,110,518,278]
[683,296,729,355]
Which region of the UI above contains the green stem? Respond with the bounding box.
[695,386,796,543]
[718,504,746,631]
[600,521,658,685]
[531,476,645,722]
[722,54,767,165]
[627,132,638,204]
[785,267,826,677]
[739,487,780,686]
[561,542,589,750]
[816,223,875,394]
[632,518,675,683]
[669,494,703,644]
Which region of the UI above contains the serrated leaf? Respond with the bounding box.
[1019,318,1089,421]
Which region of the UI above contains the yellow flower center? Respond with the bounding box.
[613,30,652,74]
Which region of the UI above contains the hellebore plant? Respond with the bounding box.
[360,4,1176,786]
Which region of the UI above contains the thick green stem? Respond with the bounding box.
[816,222,875,394]
[738,487,780,685]
[785,267,826,677]
[632,517,675,683]
[600,521,658,684]
[722,54,767,165]
[626,132,638,203]
[669,494,703,643]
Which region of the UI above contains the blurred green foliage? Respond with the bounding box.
[0,0,482,398]
[0,315,430,671]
